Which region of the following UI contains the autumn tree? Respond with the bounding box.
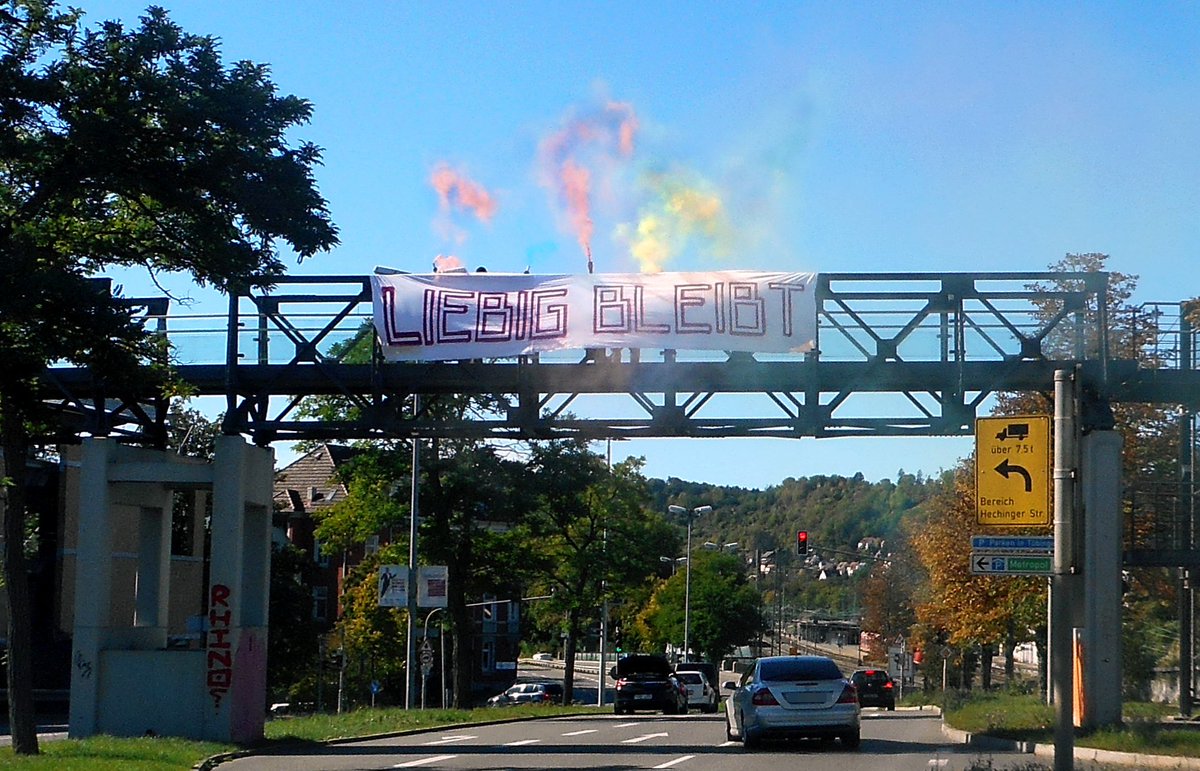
[911,461,1046,690]
[1005,252,1188,697]
[909,253,1193,696]
[0,2,336,751]
[860,527,924,663]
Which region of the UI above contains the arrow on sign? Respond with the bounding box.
[975,555,991,572]
[994,459,1033,492]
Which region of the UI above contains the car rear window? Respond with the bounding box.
[675,672,702,684]
[759,658,843,681]
[616,655,672,677]
[855,670,890,684]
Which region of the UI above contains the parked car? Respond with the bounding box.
[851,668,896,710]
[612,654,688,715]
[486,681,563,706]
[724,655,860,750]
[531,652,555,661]
[674,669,719,713]
[674,661,720,694]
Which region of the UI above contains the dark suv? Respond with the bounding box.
[851,668,896,710]
[612,654,688,715]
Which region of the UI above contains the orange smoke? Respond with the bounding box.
[560,159,593,262]
[538,100,639,270]
[433,254,465,272]
[606,101,638,157]
[430,164,496,222]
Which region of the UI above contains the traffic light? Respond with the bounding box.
[797,530,809,555]
[614,626,623,654]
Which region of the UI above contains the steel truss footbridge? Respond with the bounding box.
[35,267,1200,727]
[40,270,1199,446]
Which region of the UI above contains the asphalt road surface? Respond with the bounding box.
[226,710,1036,771]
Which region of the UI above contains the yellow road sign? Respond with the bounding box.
[975,415,1051,527]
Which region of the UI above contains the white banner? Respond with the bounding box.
[417,565,449,608]
[371,270,818,361]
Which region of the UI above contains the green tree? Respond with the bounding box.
[638,549,761,663]
[518,444,674,704]
[422,439,529,707]
[0,2,336,751]
[268,543,322,698]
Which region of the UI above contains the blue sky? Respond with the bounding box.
[88,1,1200,488]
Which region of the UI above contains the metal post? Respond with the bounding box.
[684,514,693,662]
[337,644,345,714]
[1052,369,1077,771]
[1181,306,1195,717]
[598,598,608,706]
[406,396,421,709]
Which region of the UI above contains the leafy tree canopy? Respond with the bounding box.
[0,1,336,752]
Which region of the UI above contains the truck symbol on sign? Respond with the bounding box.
[995,423,1030,442]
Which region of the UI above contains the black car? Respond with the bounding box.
[851,668,896,710]
[612,654,688,715]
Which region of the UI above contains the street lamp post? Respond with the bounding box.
[669,504,712,662]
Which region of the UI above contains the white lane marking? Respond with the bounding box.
[653,755,696,769]
[622,731,669,743]
[394,755,458,768]
[717,740,738,747]
[928,760,949,769]
[561,729,598,736]
[614,722,641,728]
[422,734,476,745]
[505,738,541,746]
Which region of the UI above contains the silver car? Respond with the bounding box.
[724,655,860,750]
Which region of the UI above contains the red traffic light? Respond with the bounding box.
[797,530,809,555]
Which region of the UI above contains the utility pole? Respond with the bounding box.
[1051,369,1077,771]
[406,396,421,709]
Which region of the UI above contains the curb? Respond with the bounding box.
[194,712,587,770]
[1031,742,1200,769]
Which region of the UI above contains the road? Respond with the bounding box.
[227,710,1031,770]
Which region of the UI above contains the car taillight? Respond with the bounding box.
[615,678,629,689]
[837,685,859,704]
[751,688,779,706]
[883,681,894,690]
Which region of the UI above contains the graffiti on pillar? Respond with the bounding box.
[74,651,93,679]
[207,583,234,708]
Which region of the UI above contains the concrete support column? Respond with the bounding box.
[1081,430,1123,728]
[69,438,115,738]
[205,436,273,744]
[133,492,172,634]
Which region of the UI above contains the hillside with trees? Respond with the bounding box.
[648,469,938,566]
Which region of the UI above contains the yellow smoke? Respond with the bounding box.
[621,174,730,273]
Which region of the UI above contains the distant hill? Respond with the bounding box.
[646,470,941,558]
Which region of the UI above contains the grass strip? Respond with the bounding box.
[0,735,233,770]
[942,691,1200,757]
[0,704,596,770]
